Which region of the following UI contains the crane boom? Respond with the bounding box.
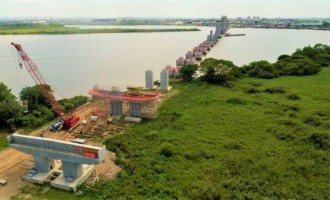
[11,42,80,128]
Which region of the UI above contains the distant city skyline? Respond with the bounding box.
[1,0,330,19]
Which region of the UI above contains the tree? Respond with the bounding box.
[242,60,279,79]
[179,64,199,82]
[20,105,55,128]
[19,84,51,111]
[293,44,330,67]
[200,58,240,84]
[58,95,88,112]
[277,54,290,61]
[0,82,22,130]
[275,56,321,76]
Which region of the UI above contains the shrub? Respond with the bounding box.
[249,81,262,87]
[304,116,321,126]
[287,93,300,100]
[180,64,199,82]
[160,143,176,158]
[275,55,321,76]
[263,87,286,94]
[246,87,260,94]
[308,132,329,150]
[226,97,247,105]
[283,105,300,112]
[242,60,279,79]
[315,110,328,117]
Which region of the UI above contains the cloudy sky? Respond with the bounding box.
[1,0,329,18]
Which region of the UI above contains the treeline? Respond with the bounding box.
[0,23,199,35]
[181,44,330,84]
[0,84,88,131]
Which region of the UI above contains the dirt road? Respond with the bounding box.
[0,103,97,200]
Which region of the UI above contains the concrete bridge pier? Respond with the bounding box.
[61,161,83,180]
[33,155,55,172]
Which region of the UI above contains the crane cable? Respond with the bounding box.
[11,46,22,89]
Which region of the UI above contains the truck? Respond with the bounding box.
[50,119,63,132]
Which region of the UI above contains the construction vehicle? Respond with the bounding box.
[50,119,63,131]
[11,42,80,128]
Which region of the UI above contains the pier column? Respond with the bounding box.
[33,155,55,172]
[61,161,83,180]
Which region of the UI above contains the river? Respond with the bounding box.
[1,26,329,98]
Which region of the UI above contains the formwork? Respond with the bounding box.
[89,85,159,119]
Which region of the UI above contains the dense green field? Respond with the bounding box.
[13,67,330,199]
[0,24,199,35]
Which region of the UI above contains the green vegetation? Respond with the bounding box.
[13,52,330,199]
[179,64,199,82]
[58,96,88,113]
[0,23,199,35]
[0,135,8,151]
[200,58,240,85]
[242,44,330,78]
[0,84,88,132]
[0,83,22,131]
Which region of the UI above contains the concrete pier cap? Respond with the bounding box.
[7,132,107,191]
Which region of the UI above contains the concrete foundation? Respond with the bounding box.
[22,162,94,191]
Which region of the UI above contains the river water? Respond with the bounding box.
[1,26,329,98]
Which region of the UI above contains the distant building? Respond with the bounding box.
[92,18,116,23]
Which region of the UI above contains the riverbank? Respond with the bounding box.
[12,66,330,199]
[0,24,200,35]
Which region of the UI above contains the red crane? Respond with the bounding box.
[11,42,80,128]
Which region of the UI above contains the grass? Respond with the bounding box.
[0,135,8,151]
[0,23,199,35]
[12,67,330,199]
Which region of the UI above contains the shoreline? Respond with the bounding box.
[0,28,200,35]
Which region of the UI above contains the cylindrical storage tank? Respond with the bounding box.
[110,100,123,116]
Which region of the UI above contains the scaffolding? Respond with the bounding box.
[89,85,159,119]
[93,99,110,117]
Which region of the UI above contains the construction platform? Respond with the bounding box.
[89,85,160,119]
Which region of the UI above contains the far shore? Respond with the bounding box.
[0,24,200,35]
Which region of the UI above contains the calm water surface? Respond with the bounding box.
[1,26,329,98]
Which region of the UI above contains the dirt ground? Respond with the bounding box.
[0,103,120,200]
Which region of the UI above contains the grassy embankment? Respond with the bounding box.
[0,24,199,35]
[0,135,8,151]
[12,67,330,199]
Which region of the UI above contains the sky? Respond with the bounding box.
[1,0,330,19]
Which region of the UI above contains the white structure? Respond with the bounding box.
[145,70,154,89]
[160,71,171,91]
[215,20,221,37]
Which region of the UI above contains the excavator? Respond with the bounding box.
[11,42,80,129]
